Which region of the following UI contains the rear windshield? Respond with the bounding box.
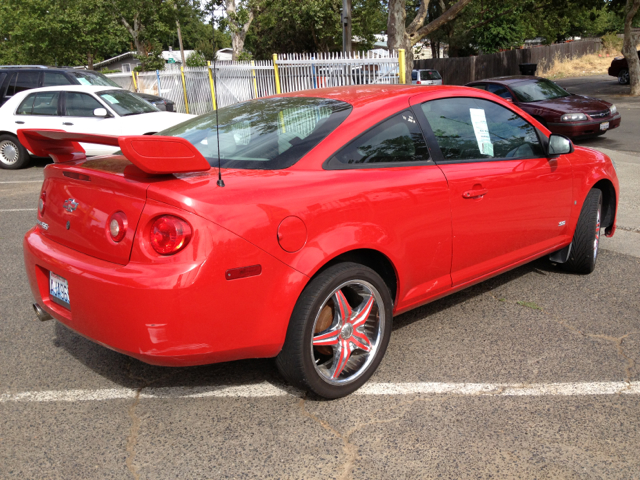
[420,70,441,80]
[160,97,352,170]
[510,79,570,102]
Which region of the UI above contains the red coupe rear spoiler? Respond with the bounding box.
[17,129,210,175]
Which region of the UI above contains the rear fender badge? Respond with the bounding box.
[558,221,566,226]
[63,198,78,213]
[36,220,49,230]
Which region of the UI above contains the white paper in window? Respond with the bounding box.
[469,108,494,156]
[76,78,91,86]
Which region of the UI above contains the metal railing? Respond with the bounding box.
[107,50,402,115]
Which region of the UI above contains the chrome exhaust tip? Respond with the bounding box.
[33,303,52,322]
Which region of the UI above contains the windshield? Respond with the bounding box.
[69,71,122,88]
[97,90,159,116]
[510,79,570,102]
[420,70,441,80]
[159,97,352,170]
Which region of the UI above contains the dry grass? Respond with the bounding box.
[538,50,620,80]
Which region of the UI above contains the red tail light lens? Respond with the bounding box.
[38,191,46,217]
[150,215,192,255]
[108,212,127,242]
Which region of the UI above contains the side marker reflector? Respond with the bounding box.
[225,265,262,280]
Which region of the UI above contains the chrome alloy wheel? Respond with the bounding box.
[594,205,601,261]
[310,280,384,385]
[0,140,19,165]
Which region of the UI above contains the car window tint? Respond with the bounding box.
[411,71,418,81]
[420,70,441,80]
[328,110,430,166]
[65,92,104,117]
[44,72,73,87]
[16,93,37,115]
[486,83,513,99]
[14,72,40,94]
[4,72,18,97]
[420,97,544,161]
[31,92,61,116]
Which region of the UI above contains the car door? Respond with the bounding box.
[411,94,573,287]
[61,91,119,155]
[13,91,64,133]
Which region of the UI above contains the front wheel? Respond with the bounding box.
[0,134,30,169]
[618,69,630,85]
[563,188,602,274]
[276,262,393,399]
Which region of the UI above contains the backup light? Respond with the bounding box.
[561,113,587,122]
[108,212,127,242]
[150,215,192,255]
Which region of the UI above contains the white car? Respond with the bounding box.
[0,86,193,169]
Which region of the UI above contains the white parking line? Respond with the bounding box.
[1,381,638,403]
[0,180,42,184]
[0,208,37,212]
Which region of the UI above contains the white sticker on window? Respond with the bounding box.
[101,94,119,104]
[469,108,494,157]
[76,78,91,86]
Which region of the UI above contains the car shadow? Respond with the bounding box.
[53,256,563,392]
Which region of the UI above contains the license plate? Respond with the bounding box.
[600,122,609,131]
[49,272,70,308]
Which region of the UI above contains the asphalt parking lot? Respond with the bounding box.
[1,76,639,479]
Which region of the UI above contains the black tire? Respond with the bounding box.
[618,69,629,85]
[276,262,393,399]
[0,134,30,169]
[563,188,603,274]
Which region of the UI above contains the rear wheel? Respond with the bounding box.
[563,188,602,274]
[276,262,393,399]
[0,134,30,169]
[618,69,630,85]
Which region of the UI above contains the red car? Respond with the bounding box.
[466,76,621,138]
[608,51,640,85]
[22,85,619,398]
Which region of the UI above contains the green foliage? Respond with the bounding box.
[602,31,624,53]
[186,50,208,66]
[135,45,166,71]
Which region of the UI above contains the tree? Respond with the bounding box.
[388,0,474,80]
[622,0,640,95]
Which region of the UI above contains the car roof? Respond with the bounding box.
[0,66,101,73]
[468,75,545,86]
[12,85,122,94]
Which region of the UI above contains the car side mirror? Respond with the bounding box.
[548,134,574,155]
[93,108,109,118]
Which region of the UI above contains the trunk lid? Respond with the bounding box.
[40,157,155,265]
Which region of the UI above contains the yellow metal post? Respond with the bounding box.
[272,54,281,94]
[180,66,189,114]
[207,61,217,111]
[131,70,138,91]
[398,49,406,84]
[251,60,259,99]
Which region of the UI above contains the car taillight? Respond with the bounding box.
[417,80,421,84]
[150,215,192,255]
[38,191,46,217]
[108,212,127,242]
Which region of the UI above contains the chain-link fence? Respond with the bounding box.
[107,50,401,116]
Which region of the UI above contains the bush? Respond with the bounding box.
[186,51,208,67]
[99,68,121,74]
[601,32,623,55]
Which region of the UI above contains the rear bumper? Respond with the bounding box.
[547,114,621,138]
[23,223,307,367]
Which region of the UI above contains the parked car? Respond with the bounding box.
[607,51,640,84]
[0,66,173,110]
[411,69,443,85]
[22,85,618,398]
[136,92,175,112]
[0,86,192,169]
[466,76,621,138]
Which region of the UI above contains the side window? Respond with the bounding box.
[411,71,418,81]
[65,92,104,117]
[16,93,37,115]
[420,97,544,161]
[486,83,513,100]
[43,72,73,87]
[31,92,61,116]
[327,110,430,168]
[14,71,41,94]
[4,72,18,97]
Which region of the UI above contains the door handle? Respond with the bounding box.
[15,121,24,124]
[462,188,488,199]
[62,122,74,126]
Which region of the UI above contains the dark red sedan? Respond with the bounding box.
[466,76,621,138]
[21,85,618,398]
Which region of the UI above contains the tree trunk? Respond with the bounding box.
[623,0,640,96]
[387,0,413,82]
[87,52,94,70]
[176,19,186,65]
[226,0,254,61]
[121,15,144,55]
